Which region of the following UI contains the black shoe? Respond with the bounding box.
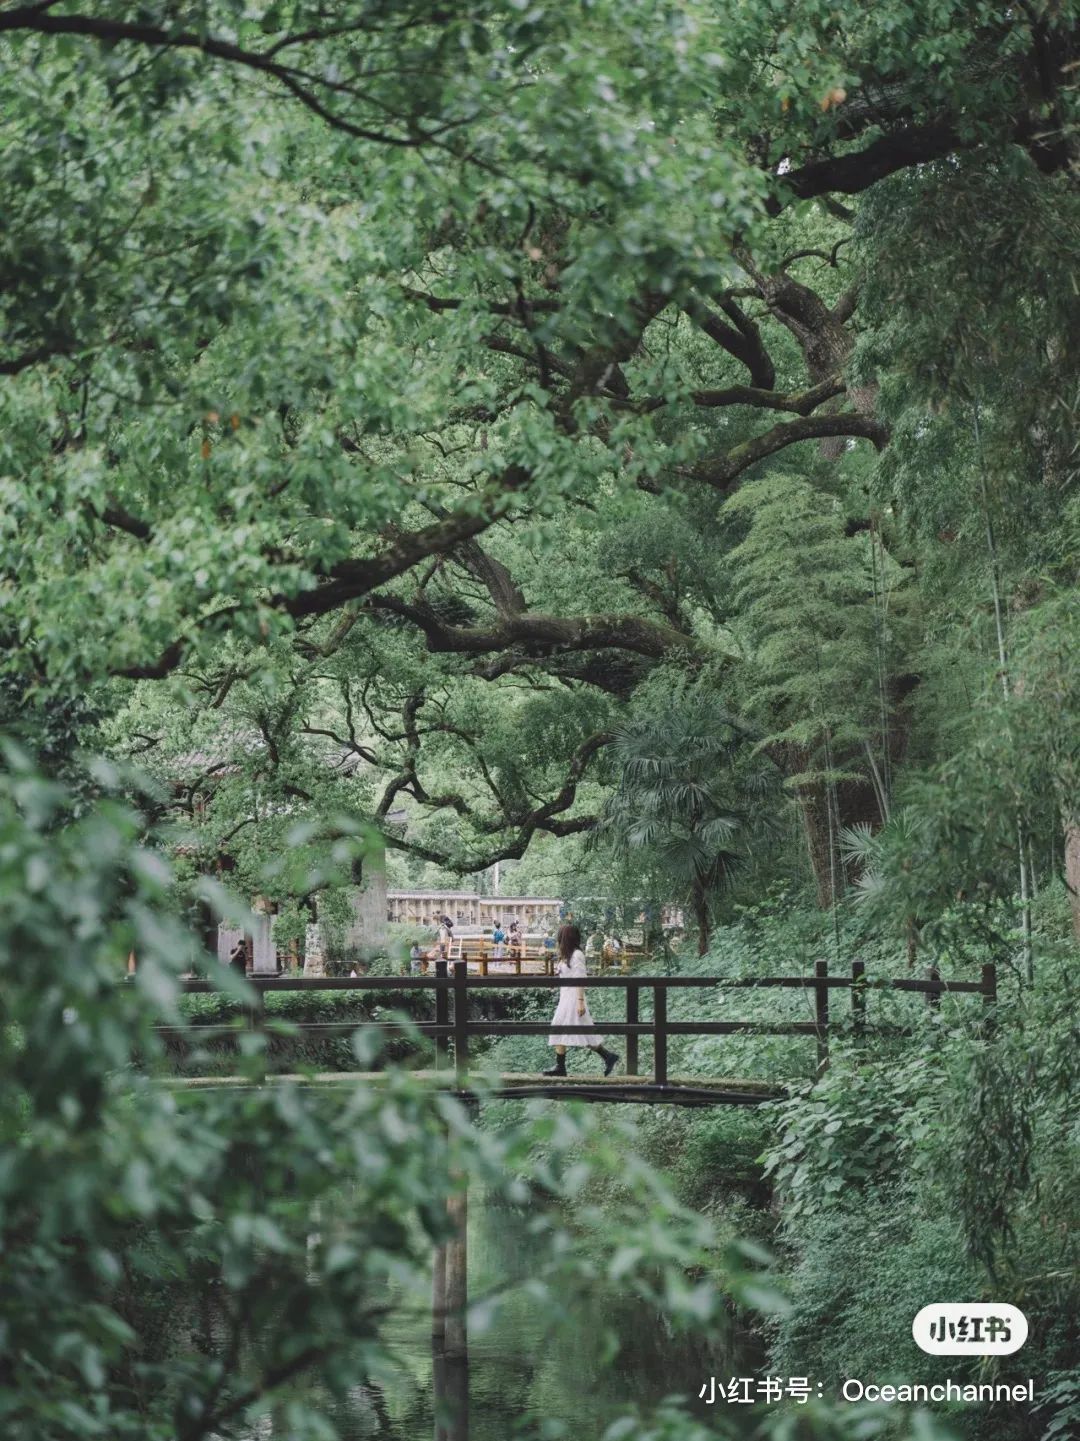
[542,1054,567,1077]
[596,1046,619,1077]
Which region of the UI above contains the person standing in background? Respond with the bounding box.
[227,937,247,976]
[436,915,453,961]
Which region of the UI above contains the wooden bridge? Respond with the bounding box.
[163,960,997,1106]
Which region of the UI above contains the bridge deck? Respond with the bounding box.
[163,1070,785,1105]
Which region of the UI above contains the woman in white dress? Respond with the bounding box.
[542,924,620,1077]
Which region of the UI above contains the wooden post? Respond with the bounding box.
[432,1240,447,1342]
[851,959,865,1038]
[981,962,997,1034]
[814,960,829,1074]
[453,960,468,1086]
[479,954,488,977]
[927,962,942,1010]
[444,1183,468,1358]
[626,983,639,1076]
[435,959,449,1071]
[653,983,667,1086]
[514,953,522,976]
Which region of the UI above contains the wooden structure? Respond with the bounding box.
[387,890,562,930]
[163,960,997,1106]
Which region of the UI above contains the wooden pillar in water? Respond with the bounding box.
[432,1238,447,1344]
[432,1112,470,1441]
[432,1113,469,1355]
[444,1183,468,1358]
[432,1344,469,1441]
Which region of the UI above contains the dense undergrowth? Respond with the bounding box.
[477,889,1080,1441]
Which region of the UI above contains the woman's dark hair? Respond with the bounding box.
[442,915,453,927]
[557,923,582,960]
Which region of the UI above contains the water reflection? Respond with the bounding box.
[431,1348,468,1441]
[299,1190,760,1441]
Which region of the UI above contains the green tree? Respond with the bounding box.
[595,676,777,954]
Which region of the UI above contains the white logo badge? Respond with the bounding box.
[912,1303,1027,1355]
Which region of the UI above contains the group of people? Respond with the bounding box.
[491,918,557,958]
[490,918,522,959]
[407,916,562,972]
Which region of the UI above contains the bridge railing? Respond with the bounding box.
[162,960,997,1091]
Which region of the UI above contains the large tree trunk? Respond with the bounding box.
[796,779,844,909]
[799,765,910,908]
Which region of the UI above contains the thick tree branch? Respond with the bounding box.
[0,344,60,375]
[368,595,700,664]
[279,476,528,620]
[690,412,889,491]
[482,331,574,378]
[99,501,152,541]
[734,250,847,380]
[634,374,844,416]
[453,540,526,618]
[119,469,531,678]
[563,291,667,408]
[682,293,776,389]
[766,113,1067,209]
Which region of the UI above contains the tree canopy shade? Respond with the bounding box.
[5,0,1080,922]
[5,7,1080,1439]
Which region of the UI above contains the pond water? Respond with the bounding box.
[250,1189,762,1441]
